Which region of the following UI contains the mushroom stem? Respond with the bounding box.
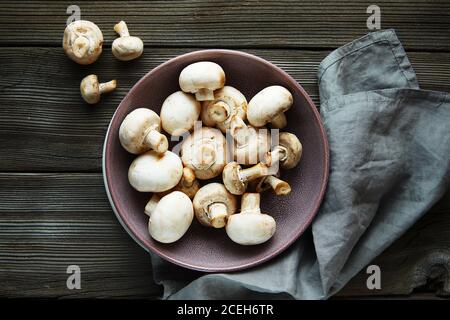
[208,202,229,228]
[114,21,130,37]
[263,146,287,167]
[180,167,196,188]
[144,194,160,217]
[230,115,249,143]
[239,163,270,182]
[99,80,117,94]
[240,193,261,214]
[207,100,230,123]
[270,113,287,129]
[193,144,216,170]
[195,88,215,101]
[144,129,168,154]
[265,176,291,196]
[72,36,90,58]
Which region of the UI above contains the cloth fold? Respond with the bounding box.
[151,29,450,299]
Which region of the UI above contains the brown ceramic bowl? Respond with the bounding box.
[103,50,329,272]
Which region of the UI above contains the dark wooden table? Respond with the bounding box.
[0,1,449,299]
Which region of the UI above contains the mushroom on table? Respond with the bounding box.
[63,20,103,65]
[179,61,226,101]
[112,20,144,61]
[247,85,293,129]
[145,191,194,244]
[193,183,237,228]
[119,108,168,155]
[80,74,117,104]
[226,193,276,245]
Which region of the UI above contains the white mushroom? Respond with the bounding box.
[263,132,302,170]
[222,161,272,195]
[181,127,227,180]
[80,74,116,104]
[119,108,168,155]
[193,183,237,228]
[158,167,200,199]
[201,86,248,137]
[144,192,193,244]
[179,61,225,101]
[63,20,103,65]
[128,150,183,192]
[234,126,271,165]
[112,21,144,61]
[247,86,293,128]
[254,174,291,196]
[160,91,201,136]
[226,193,276,245]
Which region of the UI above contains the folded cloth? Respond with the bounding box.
[151,29,450,299]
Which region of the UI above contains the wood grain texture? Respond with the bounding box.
[0,173,448,298]
[0,1,449,50]
[1,47,449,172]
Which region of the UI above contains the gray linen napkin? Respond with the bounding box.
[151,29,450,299]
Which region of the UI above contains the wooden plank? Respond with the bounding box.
[1,47,450,172]
[0,173,448,298]
[0,1,449,50]
[0,173,161,298]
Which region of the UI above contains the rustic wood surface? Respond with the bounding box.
[0,0,449,299]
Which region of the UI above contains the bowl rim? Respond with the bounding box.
[102,49,329,272]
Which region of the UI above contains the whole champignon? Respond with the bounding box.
[63,20,103,65]
[247,86,293,129]
[263,132,302,170]
[128,150,183,192]
[80,74,116,104]
[181,127,227,180]
[179,61,225,101]
[144,191,193,243]
[119,108,168,155]
[160,91,201,136]
[193,183,237,228]
[201,86,248,137]
[234,126,271,165]
[112,21,144,61]
[254,173,291,196]
[226,193,276,245]
[222,161,272,195]
[158,167,200,199]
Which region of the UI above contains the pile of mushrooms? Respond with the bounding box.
[118,60,303,246]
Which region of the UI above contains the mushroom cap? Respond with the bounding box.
[179,61,225,94]
[112,36,144,61]
[234,126,271,165]
[63,20,103,65]
[128,150,183,192]
[147,191,193,243]
[222,162,247,195]
[181,127,227,180]
[226,212,276,245]
[119,108,164,154]
[201,86,247,131]
[160,91,201,136]
[80,74,100,104]
[193,183,237,227]
[247,86,293,127]
[279,132,302,169]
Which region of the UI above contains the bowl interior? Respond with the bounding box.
[104,50,329,272]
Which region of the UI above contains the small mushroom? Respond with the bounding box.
[158,167,200,199]
[254,174,291,196]
[263,132,302,170]
[179,61,225,101]
[80,74,116,104]
[222,161,272,195]
[193,183,237,228]
[226,193,276,245]
[247,86,293,129]
[233,126,271,165]
[63,20,103,65]
[160,91,201,136]
[201,86,248,136]
[181,127,227,180]
[144,191,193,243]
[128,150,183,192]
[119,108,168,155]
[112,21,144,61]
